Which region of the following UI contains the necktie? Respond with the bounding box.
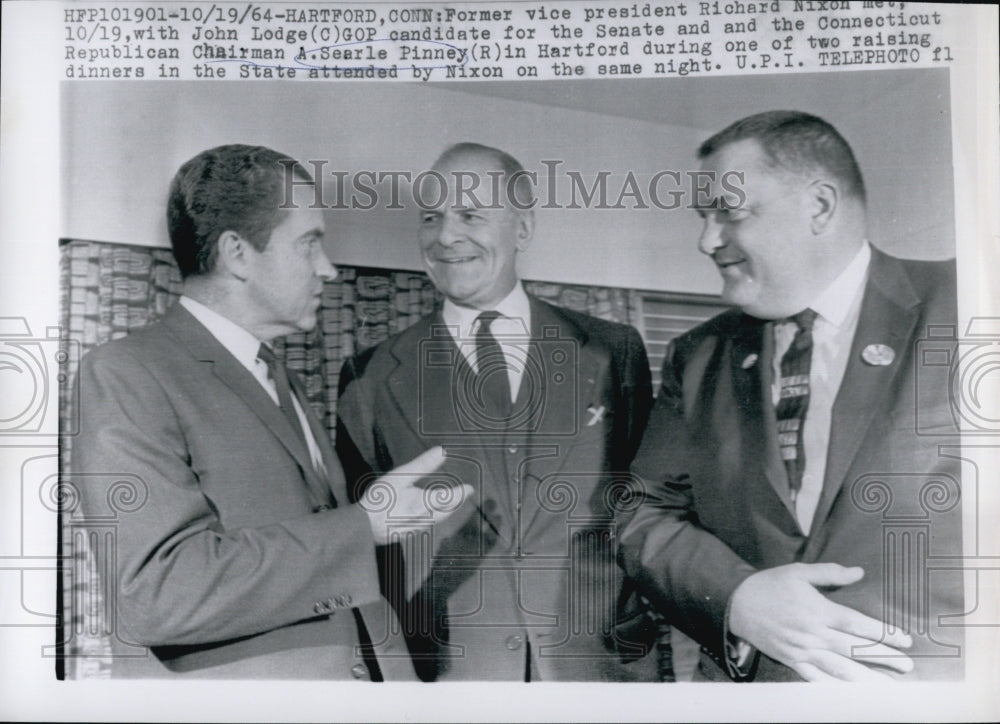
[775,308,818,503]
[257,343,336,512]
[475,311,512,420]
[257,343,309,452]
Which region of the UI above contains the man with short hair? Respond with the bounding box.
[336,142,656,681]
[74,144,468,679]
[618,111,963,681]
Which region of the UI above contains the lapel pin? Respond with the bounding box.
[861,343,895,367]
[586,405,606,426]
[741,353,759,370]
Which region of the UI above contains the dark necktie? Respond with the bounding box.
[775,308,818,503]
[257,343,309,451]
[475,311,512,420]
[258,344,336,512]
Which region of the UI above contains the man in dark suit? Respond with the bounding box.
[73,144,470,679]
[618,111,963,682]
[336,143,656,681]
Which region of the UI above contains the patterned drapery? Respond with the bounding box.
[57,238,642,679]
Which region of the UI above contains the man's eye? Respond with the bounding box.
[422,213,440,224]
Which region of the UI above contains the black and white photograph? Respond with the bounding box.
[1,1,998,721]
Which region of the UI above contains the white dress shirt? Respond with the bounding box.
[441,283,532,403]
[178,296,326,471]
[770,242,871,534]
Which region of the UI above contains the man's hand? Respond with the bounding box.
[728,562,914,681]
[361,446,474,544]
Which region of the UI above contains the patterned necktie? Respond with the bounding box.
[775,308,818,503]
[475,311,512,419]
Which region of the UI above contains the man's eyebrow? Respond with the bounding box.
[299,227,325,240]
[448,202,493,212]
[691,198,722,211]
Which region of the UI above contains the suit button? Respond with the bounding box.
[504,635,523,651]
[350,663,368,679]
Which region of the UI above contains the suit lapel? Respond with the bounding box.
[729,315,798,522]
[519,300,600,536]
[162,305,333,507]
[287,371,342,508]
[385,314,512,536]
[809,250,921,535]
[386,314,448,444]
[527,299,600,439]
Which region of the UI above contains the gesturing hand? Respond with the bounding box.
[728,563,914,681]
[361,446,474,544]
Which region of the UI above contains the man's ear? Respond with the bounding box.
[515,209,535,252]
[807,180,838,235]
[215,230,253,281]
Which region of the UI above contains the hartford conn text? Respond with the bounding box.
[274,162,746,211]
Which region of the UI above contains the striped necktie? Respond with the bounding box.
[775,308,818,503]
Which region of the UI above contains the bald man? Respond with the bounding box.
[335,143,657,681]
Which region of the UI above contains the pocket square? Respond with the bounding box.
[586,405,606,426]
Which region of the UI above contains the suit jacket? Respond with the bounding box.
[336,295,656,681]
[618,248,964,681]
[72,303,415,680]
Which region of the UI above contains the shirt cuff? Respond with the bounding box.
[723,594,759,681]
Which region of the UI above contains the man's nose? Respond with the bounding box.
[436,212,463,247]
[697,217,725,257]
[314,246,338,281]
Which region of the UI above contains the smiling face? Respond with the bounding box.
[696,139,818,319]
[417,150,532,310]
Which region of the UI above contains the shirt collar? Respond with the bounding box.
[441,282,532,338]
[807,241,871,329]
[178,295,266,368]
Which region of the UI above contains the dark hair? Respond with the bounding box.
[434,142,535,210]
[166,144,313,278]
[698,111,866,202]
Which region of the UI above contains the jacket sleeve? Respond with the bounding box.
[618,324,653,463]
[616,338,757,660]
[335,352,382,502]
[72,344,383,647]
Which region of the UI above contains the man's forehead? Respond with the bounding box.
[701,138,768,172]
[274,203,325,234]
[431,151,504,178]
[419,153,518,211]
[700,138,790,198]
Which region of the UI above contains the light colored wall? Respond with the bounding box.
[62,73,953,295]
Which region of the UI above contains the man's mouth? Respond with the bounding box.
[715,258,746,270]
[438,255,479,264]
